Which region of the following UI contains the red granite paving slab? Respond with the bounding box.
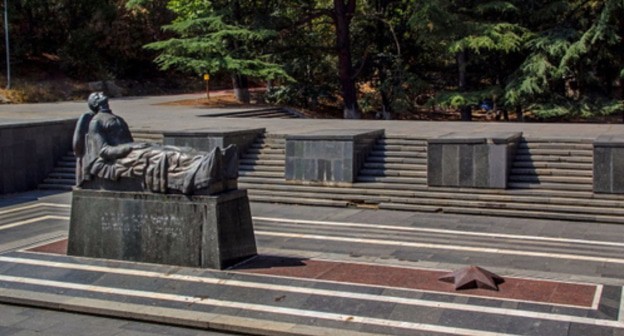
[238,257,597,308]
[28,239,68,254]
[26,240,597,308]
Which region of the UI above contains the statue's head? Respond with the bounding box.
[87,92,110,113]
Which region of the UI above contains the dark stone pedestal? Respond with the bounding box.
[0,119,75,194]
[285,129,384,185]
[67,189,256,269]
[594,135,624,194]
[427,132,522,189]
[163,128,265,156]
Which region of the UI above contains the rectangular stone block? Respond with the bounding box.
[427,143,443,186]
[67,189,256,269]
[593,135,624,194]
[0,119,75,195]
[285,129,384,185]
[163,128,265,156]
[427,132,521,189]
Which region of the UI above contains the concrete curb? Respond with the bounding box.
[0,288,378,336]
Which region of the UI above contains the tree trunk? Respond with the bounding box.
[515,105,524,122]
[460,105,472,121]
[232,74,250,104]
[457,49,467,90]
[334,0,361,119]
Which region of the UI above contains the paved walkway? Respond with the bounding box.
[2,95,624,334]
[2,93,624,138]
[1,190,623,335]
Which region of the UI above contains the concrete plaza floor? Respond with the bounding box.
[2,94,624,335]
[0,189,623,335]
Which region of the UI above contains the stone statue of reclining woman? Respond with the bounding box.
[73,92,238,195]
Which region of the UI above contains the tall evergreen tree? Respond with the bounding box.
[130,0,291,103]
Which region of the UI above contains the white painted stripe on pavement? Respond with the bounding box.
[0,274,519,336]
[592,285,604,310]
[620,288,624,322]
[255,231,624,265]
[0,215,69,231]
[253,217,624,248]
[0,203,69,216]
[0,256,617,327]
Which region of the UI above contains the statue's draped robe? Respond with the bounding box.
[83,111,237,194]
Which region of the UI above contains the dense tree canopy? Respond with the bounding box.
[2,0,623,119]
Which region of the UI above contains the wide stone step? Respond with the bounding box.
[514,155,593,163]
[239,165,284,173]
[42,178,75,185]
[372,145,427,152]
[247,189,386,204]
[56,161,76,168]
[385,196,624,216]
[355,176,427,184]
[510,168,593,177]
[366,157,427,165]
[239,171,284,178]
[369,151,427,159]
[515,148,592,156]
[48,172,76,179]
[241,154,285,161]
[240,182,624,209]
[54,167,76,173]
[239,159,284,166]
[245,148,285,155]
[248,195,349,207]
[508,182,593,191]
[508,175,593,184]
[38,184,73,191]
[517,142,593,150]
[379,203,624,224]
[378,138,427,146]
[512,161,593,170]
[359,169,426,178]
[249,143,286,150]
[362,162,426,170]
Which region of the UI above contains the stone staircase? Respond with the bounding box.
[37,131,624,224]
[199,107,301,119]
[239,134,624,224]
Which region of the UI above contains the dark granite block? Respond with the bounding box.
[612,148,624,192]
[594,146,611,193]
[68,189,256,269]
[163,128,264,157]
[474,144,490,188]
[441,144,459,186]
[285,129,383,185]
[427,132,520,189]
[459,144,474,186]
[427,143,443,186]
[594,135,624,194]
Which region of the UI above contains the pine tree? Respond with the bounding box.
[130,0,291,103]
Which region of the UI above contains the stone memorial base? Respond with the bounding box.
[285,129,384,185]
[67,189,256,269]
[427,132,522,189]
[594,135,624,194]
[163,128,265,157]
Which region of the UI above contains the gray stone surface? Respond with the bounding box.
[285,129,383,185]
[427,132,521,189]
[67,189,256,269]
[0,119,75,195]
[594,135,624,194]
[163,128,265,157]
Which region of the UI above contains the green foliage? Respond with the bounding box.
[141,1,291,82]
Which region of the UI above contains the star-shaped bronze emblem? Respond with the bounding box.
[439,266,504,291]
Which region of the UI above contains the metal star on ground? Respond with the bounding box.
[439,265,505,291]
